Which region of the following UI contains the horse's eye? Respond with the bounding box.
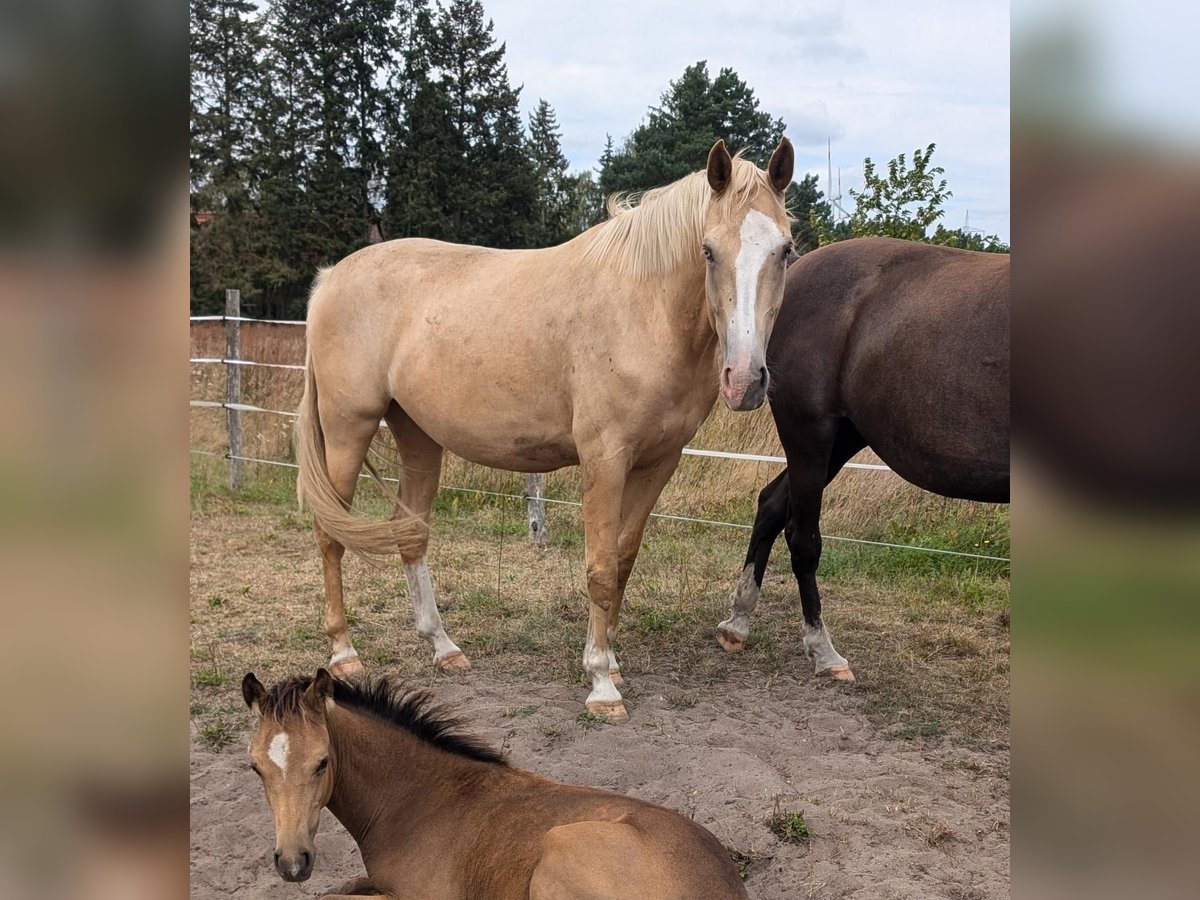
[314,757,329,775]
[702,245,714,262]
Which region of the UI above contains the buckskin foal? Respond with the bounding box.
[243,670,749,899]
[296,139,797,721]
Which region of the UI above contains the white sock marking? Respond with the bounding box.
[804,621,849,673]
[405,557,462,661]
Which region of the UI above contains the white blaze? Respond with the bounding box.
[728,209,785,358]
[268,732,290,773]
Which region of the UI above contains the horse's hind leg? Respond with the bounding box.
[783,427,856,682]
[717,469,789,652]
[384,406,468,671]
[315,413,384,677]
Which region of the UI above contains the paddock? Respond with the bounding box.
[188,318,1009,899]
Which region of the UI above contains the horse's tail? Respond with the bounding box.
[295,284,427,561]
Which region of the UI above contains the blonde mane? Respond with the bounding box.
[583,155,787,280]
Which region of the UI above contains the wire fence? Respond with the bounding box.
[189,311,1009,565]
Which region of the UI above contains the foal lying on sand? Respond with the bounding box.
[243,669,749,899]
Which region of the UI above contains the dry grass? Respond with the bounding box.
[189,466,1009,755]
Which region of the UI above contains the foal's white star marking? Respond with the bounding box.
[268,732,290,773]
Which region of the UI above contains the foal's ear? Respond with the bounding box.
[303,668,334,712]
[767,138,794,194]
[242,673,266,718]
[707,139,733,194]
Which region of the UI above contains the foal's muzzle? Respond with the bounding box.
[721,364,769,411]
[274,849,313,882]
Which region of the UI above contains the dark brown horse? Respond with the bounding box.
[715,237,1009,680]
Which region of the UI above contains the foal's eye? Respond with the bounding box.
[314,757,329,775]
[702,245,714,262]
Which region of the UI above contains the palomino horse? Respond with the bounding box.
[297,139,796,721]
[242,670,749,899]
[717,237,1009,680]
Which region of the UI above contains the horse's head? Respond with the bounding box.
[701,138,795,411]
[242,669,336,883]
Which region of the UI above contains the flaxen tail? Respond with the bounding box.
[295,334,426,562]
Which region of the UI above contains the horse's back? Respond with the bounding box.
[529,811,748,900]
[772,238,1009,500]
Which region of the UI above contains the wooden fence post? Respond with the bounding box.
[525,473,549,547]
[225,289,243,492]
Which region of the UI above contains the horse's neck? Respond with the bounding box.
[325,708,480,855]
[646,265,717,361]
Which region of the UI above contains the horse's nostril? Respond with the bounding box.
[758,366,768,385]
[273,851,281,868]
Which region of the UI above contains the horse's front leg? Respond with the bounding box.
[609,454,684,685]
[785,467,854,682]
[578,454,631,723]
[717,468,790,652]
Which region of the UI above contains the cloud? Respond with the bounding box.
[484,0,1009,240]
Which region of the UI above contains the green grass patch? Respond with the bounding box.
[766,803,813,843]
[576,711,611,731]
[196,719,236,750]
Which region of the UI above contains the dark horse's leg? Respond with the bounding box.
[785,420,866,680]
[716,470,789,651]
[716,421,866,655]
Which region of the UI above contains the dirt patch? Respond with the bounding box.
[190,501,1008,898]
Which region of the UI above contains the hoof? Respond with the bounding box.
[817,664,856,682]
[609,669,623,686]
[329,655,364,678]
[586,701,629,724]
[715,628,746,653]
[436,651,472,672]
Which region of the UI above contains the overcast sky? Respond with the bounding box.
[485,0,1010,242]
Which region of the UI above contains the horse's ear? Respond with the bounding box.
[303,668,334,712]
[767,138,794,194]
[707,139,733,194]
[242,673,266,718]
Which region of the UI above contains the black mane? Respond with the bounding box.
[260,674,508,766]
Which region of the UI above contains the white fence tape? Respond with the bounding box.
[187,449,1010,564]
[191,357,306,371]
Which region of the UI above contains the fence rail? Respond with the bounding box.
[189,312,1009,564]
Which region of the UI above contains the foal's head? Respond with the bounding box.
[702,138,795,410]
[242,669,336,883]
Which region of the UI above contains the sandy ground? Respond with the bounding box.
[190,668,1007,899]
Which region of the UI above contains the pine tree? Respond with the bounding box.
[189,0,264,311]
[384,0,458,240]
[567,171,605,232]
[431,0,537,247]
[247,0,323,317]
[527,99,572,246]
[599,61,786,197]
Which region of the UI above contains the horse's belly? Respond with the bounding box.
[447,432,581,473]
